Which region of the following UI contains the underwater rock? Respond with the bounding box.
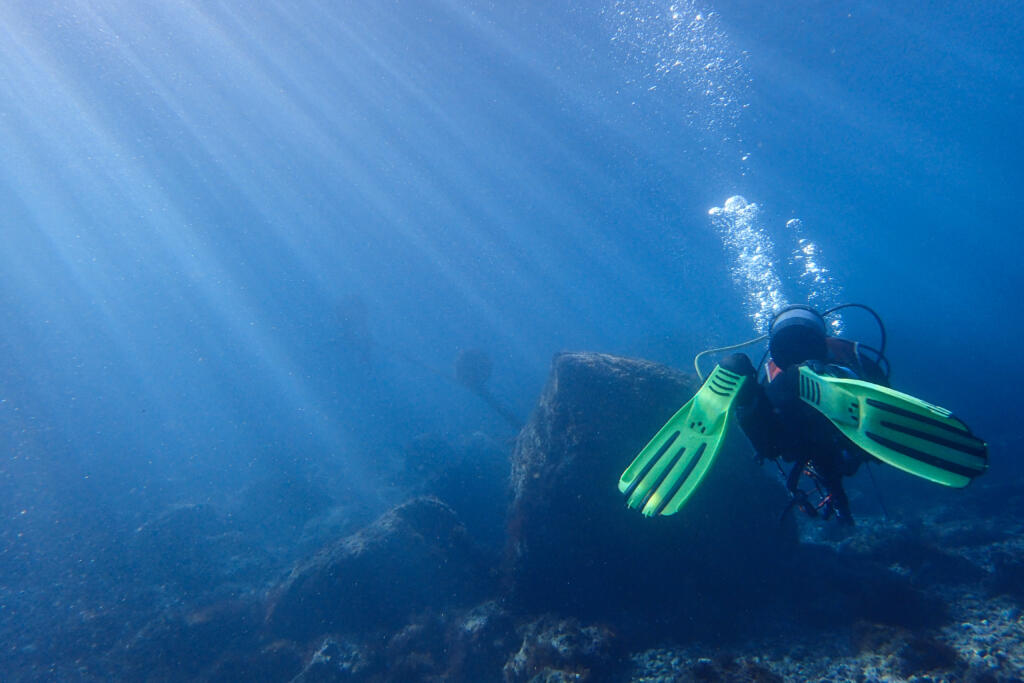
[115,599,262,680]
[281,602,516,682]
[502,615,618,683]
[381,615,450,680]
[852,622,961,679]
[444,601,518,681]
[506,352,794,627]
[265,497,491,642]
[291,636,376,682]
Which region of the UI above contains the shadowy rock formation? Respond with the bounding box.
[402,432,510,553]
[506,352,794,629]
[266,497,491,642]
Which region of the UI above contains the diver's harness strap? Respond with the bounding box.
[771,457,840,523]
[768,361,867,524]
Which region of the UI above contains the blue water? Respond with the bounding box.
[1,0,1021,663]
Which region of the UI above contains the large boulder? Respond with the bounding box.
[506,352,795,627]
[265,497,490,642]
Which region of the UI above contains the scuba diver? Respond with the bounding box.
[619,303,988,524]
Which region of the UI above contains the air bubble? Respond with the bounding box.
[709,196,787,333]
[606,0,750,135]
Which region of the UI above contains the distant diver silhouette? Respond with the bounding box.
[455,349,522,430]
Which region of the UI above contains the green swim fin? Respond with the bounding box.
[798,365,988,487]
[619,364,748,516]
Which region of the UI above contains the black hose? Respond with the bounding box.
[821,302,887,356]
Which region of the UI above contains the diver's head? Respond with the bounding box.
[769,305,828,369]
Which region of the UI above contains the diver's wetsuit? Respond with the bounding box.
[721,353,868,524]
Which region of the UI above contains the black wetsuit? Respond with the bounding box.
[721,353,874,524]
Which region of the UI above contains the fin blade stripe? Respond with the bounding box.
[621,431,680,500]
[879,419,987,459]
[637,444,687,511]
[865,431,984,479]
[865,398,971,437]
[655,443,708,515]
